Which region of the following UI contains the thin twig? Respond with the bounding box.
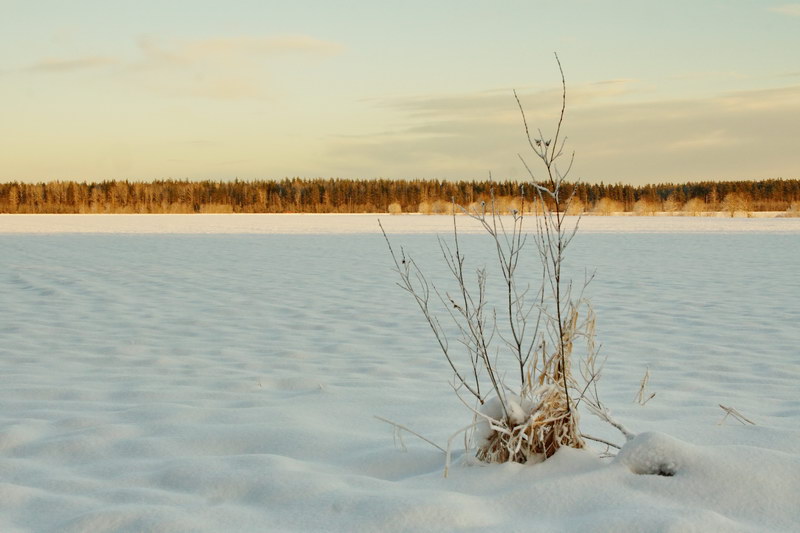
[374,416,447,453]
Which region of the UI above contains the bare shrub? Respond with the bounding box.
[662,194,683,214]
[387,202,403,215]
[490,195,519,215]
[467,201,483,214]
[722,192,752,217]
[566,198,585,215]
[783,201,800,217]
[506,196,524,215]
[431,199,453,215]
[593,197,624,215]
[381,55,631,471]
[633,199,659,216]
[683,197,707,216]
[418,199,454,215]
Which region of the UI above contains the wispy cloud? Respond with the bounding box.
[367,79,643,130]
[137,34,343,66]
[15,34,343,101]
[769,4,800,16]
[664,129,742,152]
[129,34,344,100]
[185,35,343,57]
[22,55,118,73]
[717,84,800,110]
[18,34,342,75]
[325,84,800,182]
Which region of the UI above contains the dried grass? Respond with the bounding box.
[476,385,585,463]
[475,306,589,464]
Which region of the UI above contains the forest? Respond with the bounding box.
[0,177,798,215]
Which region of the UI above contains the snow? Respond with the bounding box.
[2,212,800,234]
[1,214,799,531]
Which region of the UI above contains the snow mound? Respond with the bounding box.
[614,431,689,476]
[609,431,800,531]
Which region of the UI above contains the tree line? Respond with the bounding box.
[0,177,798,214]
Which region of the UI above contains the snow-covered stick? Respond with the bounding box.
[581,398,635,441]
[581,433,622,450]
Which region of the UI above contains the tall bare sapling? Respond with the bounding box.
[380,55,632,470]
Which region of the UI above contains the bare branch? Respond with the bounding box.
[580,433,622,450]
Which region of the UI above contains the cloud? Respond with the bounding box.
[185,35,343,57]
[378,78,642,120]
[664,129,742,152]
[129,34,344,100]
[769,4,800,16]
[324,83,800,182]
[14,34,342,101]
[137,34,343,66]
[22,56,118,73]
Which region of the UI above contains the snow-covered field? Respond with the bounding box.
[1,214,799,532]
[2,213,800,234]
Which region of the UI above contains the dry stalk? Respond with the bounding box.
[718,404,756,425]
[634,367,656,405]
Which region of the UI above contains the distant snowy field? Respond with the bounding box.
[2,212,800,234]
[1,215,799,532]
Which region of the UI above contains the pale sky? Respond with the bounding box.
[2,0,799,184]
